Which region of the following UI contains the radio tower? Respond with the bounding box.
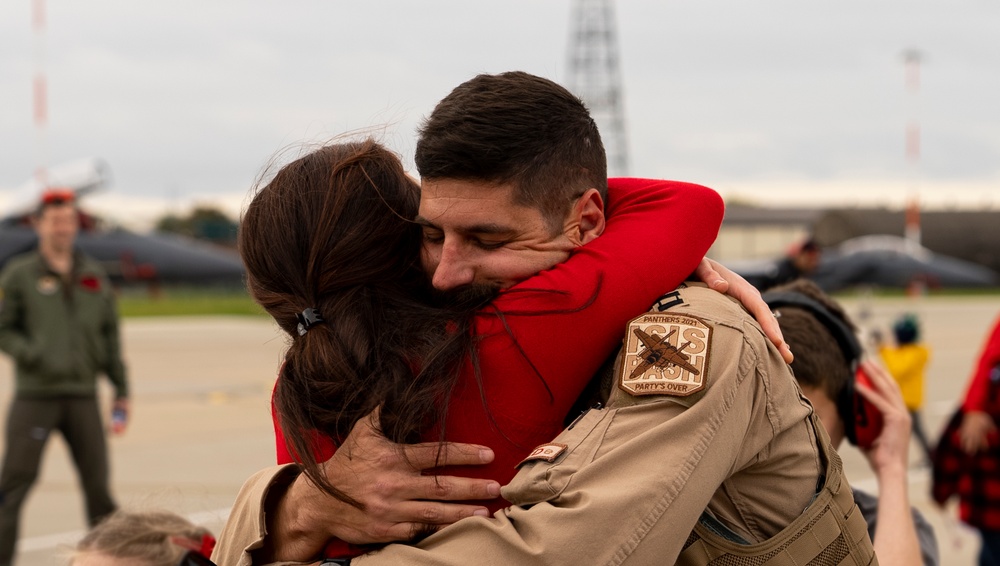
[566,0,629,177]
[33,0,49,186]
[902,49,922,249]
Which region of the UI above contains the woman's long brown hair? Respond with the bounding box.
[239,140,480,504]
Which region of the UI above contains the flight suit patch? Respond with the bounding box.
[518,443,568,466]
[618,312,712,397]
[652,289,685,312]
[79,275,101,292]
[36,276,58,295]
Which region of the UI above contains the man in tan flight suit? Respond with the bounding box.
[218,283,875,565]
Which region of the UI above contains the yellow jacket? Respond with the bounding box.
[880,344,930,411]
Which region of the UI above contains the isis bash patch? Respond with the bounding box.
[618,312,712,397]
[518,443,568,466]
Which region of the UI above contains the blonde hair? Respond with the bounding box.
[72,510,213,566]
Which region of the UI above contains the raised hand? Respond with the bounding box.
[694,258,793,363]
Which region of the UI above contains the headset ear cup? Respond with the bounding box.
[763,289,867,446]
[836,370,859,446]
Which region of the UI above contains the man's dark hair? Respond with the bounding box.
[770,279,857,401]
[415,71,607,229]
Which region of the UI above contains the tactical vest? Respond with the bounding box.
[677,414,878,565]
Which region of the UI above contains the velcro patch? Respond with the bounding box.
[618,312,712,397]
[518,443,568,466]
[36,276,58,295]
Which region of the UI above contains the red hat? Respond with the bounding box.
[40,188,76,205]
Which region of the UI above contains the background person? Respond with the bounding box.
[767,279,939,565]
[0,189,130,566]
[755,237,821,291]
[70,509,215,566]
[878,312,934,464]
[933,314,1000,566]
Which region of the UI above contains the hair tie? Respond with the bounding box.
[296,308,325,336]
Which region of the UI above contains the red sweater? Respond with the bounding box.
[963,315,1000,414]
[271,178,725,557]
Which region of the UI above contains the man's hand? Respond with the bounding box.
[853,359,923,566]
[694,258,793,363]
[959,410,996,455]
[266,409,500,562]
[110,397,129,435]
[853,360,911,475]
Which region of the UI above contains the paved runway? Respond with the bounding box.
[2,294,998,565]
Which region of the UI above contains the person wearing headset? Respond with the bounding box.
[765,279,939,566]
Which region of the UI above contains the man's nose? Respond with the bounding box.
[431,240,475,291]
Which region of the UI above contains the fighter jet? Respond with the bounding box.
[733,235,998,293]
[1,159,245,286]
[630,328,701,379]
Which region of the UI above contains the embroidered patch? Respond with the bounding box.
[651,289,685,312]
[518,443,568,466]
[618,312,712,397]
[79,275,101,292]
[36,276,59,295]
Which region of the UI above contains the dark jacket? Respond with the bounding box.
[0,250,128,398]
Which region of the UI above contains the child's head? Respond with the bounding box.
[892,313,920,345]
[70,510,215,566]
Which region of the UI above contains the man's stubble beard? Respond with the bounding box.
[430,283,501,311]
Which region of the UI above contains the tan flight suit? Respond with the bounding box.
[214,284,876,566]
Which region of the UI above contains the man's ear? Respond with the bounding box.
[564,188,606,246]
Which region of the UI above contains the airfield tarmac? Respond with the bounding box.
[2,294,999,565]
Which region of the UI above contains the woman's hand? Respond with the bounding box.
[694,258,793,363]
[959,410,996,455]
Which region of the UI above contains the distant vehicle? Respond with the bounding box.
[1,158,245,286]
[731,234,999,293]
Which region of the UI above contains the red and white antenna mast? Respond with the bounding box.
[33,0,49,188]
[902,49,922,248]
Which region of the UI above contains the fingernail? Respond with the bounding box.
[487,482,501,497]
[713,279,725,288]
[473,508,490,517]
[479,449,494,462]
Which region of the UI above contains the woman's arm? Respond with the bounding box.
[468,179,724,448]
[962,316,1000,413]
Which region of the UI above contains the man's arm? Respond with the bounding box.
[854,359,926,565]
[100,274,128,399]
[0,266,36,364]
[958,317,1000,454]
[245,411,500,564]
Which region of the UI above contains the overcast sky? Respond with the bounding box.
[1,1,998,227]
